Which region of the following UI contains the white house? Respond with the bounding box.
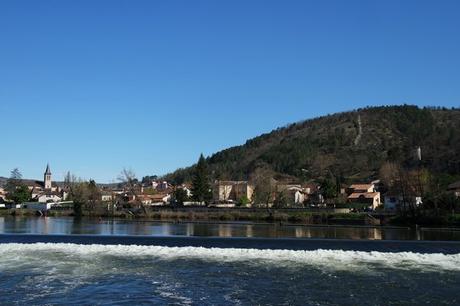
[384,195,423,211]
[277,185,307,205]
[101,191,113,202]
[156,181,169,191]
[178,184,192,197]
[36,192,62,203]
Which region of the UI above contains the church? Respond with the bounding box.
[25,164,67,203]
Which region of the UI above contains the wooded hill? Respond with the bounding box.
[165,105,460,184]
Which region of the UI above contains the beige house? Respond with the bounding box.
[347,183,381,209]
[347,184,375,194]
[148,193,171,205]
[348,192,381,209]
[213,181,254,203]
[101,191,114,202]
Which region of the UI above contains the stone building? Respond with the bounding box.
[213,181,254,203]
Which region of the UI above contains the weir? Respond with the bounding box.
[1,234,460,254]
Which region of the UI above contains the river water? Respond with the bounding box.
[0,217,459,305]
[1,216,460,240]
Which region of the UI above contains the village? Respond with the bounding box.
[1,164,459,221]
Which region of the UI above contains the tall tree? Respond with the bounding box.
[65,171,88,218]
[9,185,30,204]
[320,178,337,202]
[172,188,189,206]
[87,179,101,213]
[251,168,277,209]
[191,154,212,204]
[5,168,22,195]
[6,168,30,203]
[118,168,147,214]
[273,191,288,208]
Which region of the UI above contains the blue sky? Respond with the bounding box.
[1,0,459,182]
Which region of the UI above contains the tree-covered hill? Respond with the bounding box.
[164,105,460,184]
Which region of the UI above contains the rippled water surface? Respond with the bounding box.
[0,217,459,305]
[1,216,460,240]
[1,243,460,305]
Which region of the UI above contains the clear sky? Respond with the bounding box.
[1,0,459,182]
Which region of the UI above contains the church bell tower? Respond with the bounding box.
[44,164,52,189]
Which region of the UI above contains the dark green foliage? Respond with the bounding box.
[191,154,212,204]
[9,185,30,204]
[237,196,250,207]
[5,168,30,203]
[73,201,83,218]
[273,191,288,208]
[320,178,337,200]
[172,188,189,205]
[165,106,460,183]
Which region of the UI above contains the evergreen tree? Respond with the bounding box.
[6,168,30,203]
[172,188,189,206]
[191,154,212,204]
[10,185,30,204]
[320,178,337,201]
[5,168,22,195]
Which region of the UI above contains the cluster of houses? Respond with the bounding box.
[1,164,460,213]
[213,181,313,207]
[212,180,424,211]
[201,179,460,211]
[99,181,190,206]
[1,165,71,210]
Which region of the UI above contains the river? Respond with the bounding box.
[0,217,459,305]
[1,216,460,240]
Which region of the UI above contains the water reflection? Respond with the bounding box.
[0,216,459,241]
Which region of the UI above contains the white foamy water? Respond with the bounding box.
[1,243,459,272]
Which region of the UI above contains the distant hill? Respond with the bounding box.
[164,105,460,184]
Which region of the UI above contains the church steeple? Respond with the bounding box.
[44,163,52,189]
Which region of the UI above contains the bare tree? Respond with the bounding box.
[379,161,399,189]
[86,179,102,215]
[250,169,277,209]
[392,167,429,219]
[118,168,147,215]
[64,171,88,218]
